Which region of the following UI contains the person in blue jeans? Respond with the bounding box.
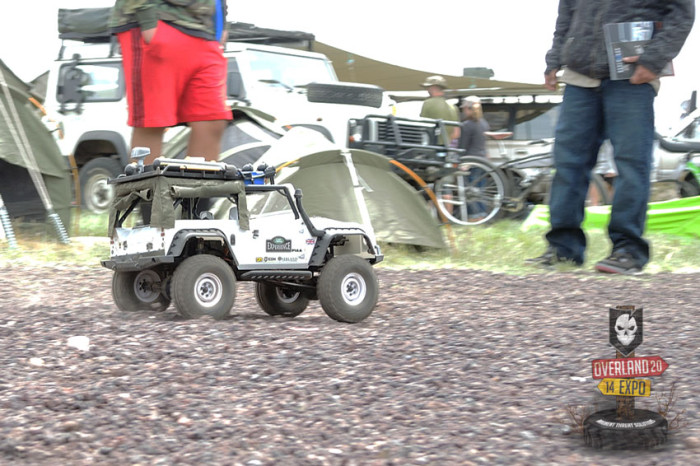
[528,0,694,275]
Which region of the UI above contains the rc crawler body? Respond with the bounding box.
[101,157,382,323]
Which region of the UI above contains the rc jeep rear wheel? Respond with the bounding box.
[255,282,309,317]
[112,270,171,312]
[318,255,378,323]
[172,255,235,320]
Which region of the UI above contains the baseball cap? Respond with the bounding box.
[421,75,448,88]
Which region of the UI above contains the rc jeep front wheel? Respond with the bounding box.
[172,255,235,320]
[255,282,309,317]
[112,270,171,312]
[318,255,378,323]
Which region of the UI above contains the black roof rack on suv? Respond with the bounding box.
[225,22,314,50]
[57,8,315,50]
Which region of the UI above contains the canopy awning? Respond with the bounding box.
[313,41,557,101]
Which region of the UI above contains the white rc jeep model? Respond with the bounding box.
[101,154,383,323]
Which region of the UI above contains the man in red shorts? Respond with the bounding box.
[110,0,231,163]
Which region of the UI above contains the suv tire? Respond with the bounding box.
[172,255,235,320]
[79,157,123,214]
[318,255,378,323]
[680,178,700,198]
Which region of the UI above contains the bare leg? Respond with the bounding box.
[131,127,166,163]
[187,120,228,161]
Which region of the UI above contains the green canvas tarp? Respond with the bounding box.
[108,176,249,235]
[0,60,72,228]
[522,197,700,238]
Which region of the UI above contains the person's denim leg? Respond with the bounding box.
[602,80,655,267]
[546,85,604,264]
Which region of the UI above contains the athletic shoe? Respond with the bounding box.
[594,250,643,275]
[525,247,581,269]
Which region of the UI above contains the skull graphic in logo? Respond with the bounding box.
[609,306,643,356]
[615,314,637,346]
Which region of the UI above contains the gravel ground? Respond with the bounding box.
[2,264,700,465]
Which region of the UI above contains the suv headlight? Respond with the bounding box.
[348,119,363,144]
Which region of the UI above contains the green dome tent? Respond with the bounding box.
[164,116,448,249]
[0,59,72,242]
[275,149,447,249]
[247,126,447,249]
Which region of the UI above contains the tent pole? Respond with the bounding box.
[0,67,70,244]
[0,194,18,249]
[341,150,376,240]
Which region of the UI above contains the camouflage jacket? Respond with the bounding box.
[545,0,694,79]
[110,0,228,41]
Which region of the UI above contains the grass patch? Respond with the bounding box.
[2,214,699,274]
[70,212,111,237]
[378,220,700,275]
[0,237,109,267]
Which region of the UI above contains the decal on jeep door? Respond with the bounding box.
[266,236,292,253]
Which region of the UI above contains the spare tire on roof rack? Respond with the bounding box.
[58,8,113,43]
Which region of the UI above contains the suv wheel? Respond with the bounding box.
[680,178,700,198]
[255,282,309,317]
[79,157,122,214]
[172,255,235,320]
[318,255,378,323]
[112,269,171,312]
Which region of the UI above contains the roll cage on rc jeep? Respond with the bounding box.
[101,153,382,323]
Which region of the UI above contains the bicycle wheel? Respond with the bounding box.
[434,156,507,226]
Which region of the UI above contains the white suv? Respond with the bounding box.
[42,36,400,214]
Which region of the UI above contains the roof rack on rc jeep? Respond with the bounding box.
[112,156,277,186]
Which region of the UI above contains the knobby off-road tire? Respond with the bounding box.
[679,178,700,198]
[172,255,235,320]
[255,282,309,318]
[306,82,383,108]
[583,409,668,449]
[434,156,507,226]
[112,269,171,312]
[318,255,378,323]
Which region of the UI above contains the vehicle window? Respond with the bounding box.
[483,105,560,140]
[512,107,560,140]
[484,110,510,133]
[226,58,244,98]
[246,49,336,88]
[58,62,123,103]
[247,189,294,217]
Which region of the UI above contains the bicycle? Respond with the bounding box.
[433,150,612,226]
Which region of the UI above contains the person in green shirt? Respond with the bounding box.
[420,75,460,146]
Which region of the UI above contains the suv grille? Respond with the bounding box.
[376,121,428,145]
